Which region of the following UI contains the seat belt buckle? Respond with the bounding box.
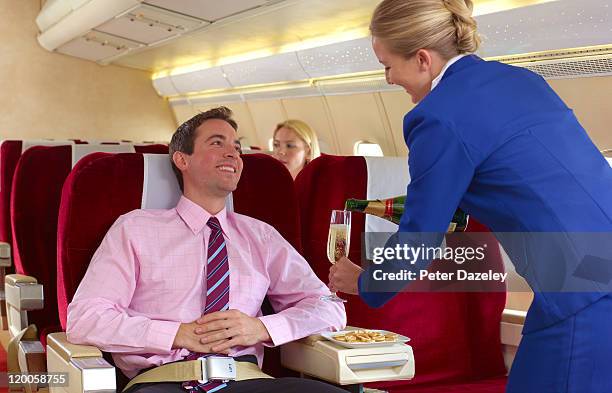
[198,356,237,383]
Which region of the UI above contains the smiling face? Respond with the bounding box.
[273,126,311,179]
[372,37,436,104]
[174,118,243,200]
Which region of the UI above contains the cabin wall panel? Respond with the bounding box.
[281,96,338,155]
[245,100,287,150]
[379,91,414,157]
[324,94,394,156]
[172,104,198,125]
[549,76,612,150]
[0,1,175,142]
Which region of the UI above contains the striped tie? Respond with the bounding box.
[183,217,230,392]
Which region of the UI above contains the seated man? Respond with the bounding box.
[67,107,347,393]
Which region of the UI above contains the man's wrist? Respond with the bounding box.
[256,318,272,343]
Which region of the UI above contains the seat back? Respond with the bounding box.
[0,140,75,247]
[56,153,299,376]
[295,155,506,389]
[10,143,137,341]
[134,144,169,154]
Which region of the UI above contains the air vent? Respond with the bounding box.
[490,45,612,80]
[315,77,401,96]
[516,55,612,80]
[169,94,245,106]
[242,85,320,101]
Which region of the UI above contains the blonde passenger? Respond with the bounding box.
[272,120,320,179]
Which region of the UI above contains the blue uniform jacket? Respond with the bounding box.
[359,55,612,333]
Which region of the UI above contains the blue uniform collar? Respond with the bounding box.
[440,54,483,83]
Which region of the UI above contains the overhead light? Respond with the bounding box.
[221,52,309,88]
[170,67,233,93]
[297,37,381,78]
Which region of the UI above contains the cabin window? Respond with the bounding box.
[354,141,384,157]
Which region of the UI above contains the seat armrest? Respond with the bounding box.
[46,332,116,393]
[47,332,103,361]
[501,309,525,347]
[5,274,44,310]
[502,309,526,325]
[0,242,10,329]
[5,274,44,338]
[501,309,526,373]
[0,241,11,267]
[281,331,414,385]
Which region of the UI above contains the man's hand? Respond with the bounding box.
[195,310,271,353]
[172,322,230,354]
[329,256,363,295]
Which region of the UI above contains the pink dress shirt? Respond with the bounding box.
[67,196,346,378]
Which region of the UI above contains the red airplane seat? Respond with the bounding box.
[9,144,137,346]
[295,155,507,392]
[134,144,168,154]
[0,141,23,247]
[56,153,300,381]
[1,140,73,249]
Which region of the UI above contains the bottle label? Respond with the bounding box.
[384,199,394,219]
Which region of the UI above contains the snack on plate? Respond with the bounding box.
[332,330,399,343]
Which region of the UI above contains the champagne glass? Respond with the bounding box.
[321,210,351,302]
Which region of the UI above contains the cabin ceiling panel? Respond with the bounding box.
[113,0,379,72]
[152,76,179,96]
[170,67,232,93]
[144,0,272,22]
[96,4,207,45]
[478,0,611,58]
[56,31,143,62]
[221,52,308,87]
[297,37,381,78]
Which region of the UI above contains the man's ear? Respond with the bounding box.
[172,151,188,171]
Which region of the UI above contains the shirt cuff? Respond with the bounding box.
[258,314,292,347]
[145,320,181,354]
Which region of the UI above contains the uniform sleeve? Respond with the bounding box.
[258,227,346,347]
[66,217,180,354]
[359,111,476,307]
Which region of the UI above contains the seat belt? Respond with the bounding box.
[123,357,273,392]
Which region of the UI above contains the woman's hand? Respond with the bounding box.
[329,256,364,295]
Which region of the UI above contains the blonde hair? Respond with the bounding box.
[274,119,321,163]
[370,0,480,60]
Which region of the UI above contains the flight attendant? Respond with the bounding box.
[329,0,612,392]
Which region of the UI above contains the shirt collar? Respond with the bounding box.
[176,195,231,239]
[430,53,469,92]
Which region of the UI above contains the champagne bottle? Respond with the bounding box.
[345,195,469,232]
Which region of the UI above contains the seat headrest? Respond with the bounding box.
[363,156,410,258]
[141,154,233,211]
[141,154,182,209]
[21,139,74,153]
[72,144,135,167]
[364,156,410,232]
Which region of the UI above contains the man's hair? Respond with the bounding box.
[169,106,238,191]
